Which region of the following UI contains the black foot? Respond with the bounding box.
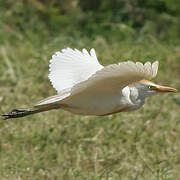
[2,109,33,120]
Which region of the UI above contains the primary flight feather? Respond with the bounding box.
[2,48,177,119]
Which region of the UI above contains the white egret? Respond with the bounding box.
[2,48,177,119]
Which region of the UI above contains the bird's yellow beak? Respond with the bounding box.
[152,85,177,93]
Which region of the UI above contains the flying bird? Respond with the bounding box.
[2,48,177,120]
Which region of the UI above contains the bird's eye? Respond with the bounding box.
[148,85,153,89]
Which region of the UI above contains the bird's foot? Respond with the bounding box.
[2,109,33,120]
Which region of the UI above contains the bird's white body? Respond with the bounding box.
[60,86,130,115]
[56,86,144,116]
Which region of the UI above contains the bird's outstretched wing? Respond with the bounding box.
[49,48,103,94]
[70,61,159,97]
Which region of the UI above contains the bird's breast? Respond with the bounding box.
[61,91,133,116]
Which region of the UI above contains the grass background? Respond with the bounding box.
[0,0,180,179]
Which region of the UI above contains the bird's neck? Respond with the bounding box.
[128,86,146,109]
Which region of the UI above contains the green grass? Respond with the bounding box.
[0,32,180,179]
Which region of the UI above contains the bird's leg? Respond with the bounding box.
[2,109,35,120]
[2,104,60,120]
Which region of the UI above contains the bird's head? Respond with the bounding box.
[130,80,177,99]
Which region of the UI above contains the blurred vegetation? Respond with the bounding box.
[0,0,180,179]
[1,0,180,43]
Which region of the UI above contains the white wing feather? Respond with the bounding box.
[48,48,103,94]
[152,61,159,77]
[69,61,159,97]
